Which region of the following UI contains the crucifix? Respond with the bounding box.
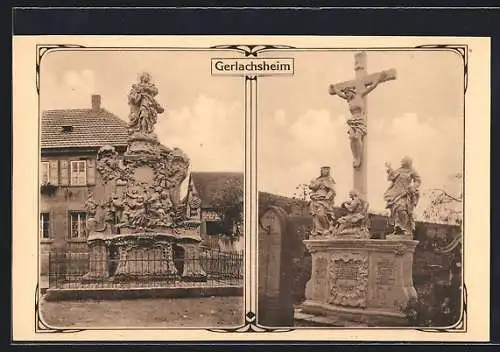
[329,51,397,197]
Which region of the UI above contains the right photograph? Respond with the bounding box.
[257,50,464,328]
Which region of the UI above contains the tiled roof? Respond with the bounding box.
[190,172,243,208]
[41,108,129,149]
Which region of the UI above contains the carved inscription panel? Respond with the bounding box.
[376,258,395,285]
[335,262,360,288]
[372,257,396,309]
[328,253,369,308]
[313,256,328,302]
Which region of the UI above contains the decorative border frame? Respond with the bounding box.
[34,43,467,336]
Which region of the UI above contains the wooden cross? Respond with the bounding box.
[329,51,396,197]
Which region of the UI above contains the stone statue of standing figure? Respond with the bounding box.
[330,71,387,168]
[309,166,336,236]
[383,156,422,237]
[128,72,165,135]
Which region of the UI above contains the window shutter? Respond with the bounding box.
[87,159,95,185]
[60,160,69,186]
[49,209,54,239]
[49,160,59,185]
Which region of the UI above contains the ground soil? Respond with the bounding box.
[39,296,244,328]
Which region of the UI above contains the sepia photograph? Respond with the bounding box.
[12,35,489,342]
[257,49,465,328]
[37,49,245,329]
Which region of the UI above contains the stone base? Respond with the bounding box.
[333,226,370,239]
[386,233,413,240]
[126,132,160,153]
[303,238,418,327]
[82,241,109,281]
[177,242,207,282]
[111,234,179,280]
[112,274,179,282]
[300,301,409,327]
[83,229,208,283]
[43,285,243,302]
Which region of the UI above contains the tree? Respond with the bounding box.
[292,183,311,216]
[411,172,463,327]
[421,173,463,227]
[292,183,311,202]
[210,177,244,239]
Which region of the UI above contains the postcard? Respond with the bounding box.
[12,35,490,342]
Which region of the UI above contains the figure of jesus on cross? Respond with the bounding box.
[329,52,397,196]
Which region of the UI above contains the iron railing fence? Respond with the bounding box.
[48,248,243,289]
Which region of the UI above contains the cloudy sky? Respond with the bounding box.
[40,49,464,216]
[40,50,245,173]
[257,50,464,215]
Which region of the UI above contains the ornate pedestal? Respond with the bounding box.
[302,238,418,326]
[112,234,179,281]
[82,239,109,282]
[177,242,207,282]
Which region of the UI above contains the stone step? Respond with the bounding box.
[294,309,369,327]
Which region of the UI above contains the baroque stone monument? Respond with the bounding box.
[301,52,420,326]
[83,72,206,283]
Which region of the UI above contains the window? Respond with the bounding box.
[69,212,87,239]
[40,162,50,184]
[206,221,225,235]
[39,213,50,239]
[70,160,86,186]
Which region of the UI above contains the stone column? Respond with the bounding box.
[82,239,109,282]
[302,238,418,326]
[177,242,207,282]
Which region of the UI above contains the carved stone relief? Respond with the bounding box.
[327,252,369,308]
[93,142,190,233]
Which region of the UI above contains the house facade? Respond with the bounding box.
[40,95,129,274]
[187,172,244,250]
[40,95,244,275]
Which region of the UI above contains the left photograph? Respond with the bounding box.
[37,49,245,328]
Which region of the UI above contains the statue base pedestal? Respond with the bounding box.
[82,229,207,283]
[82,240,109,282]
[302,238,418,327]
[111,234,179,281]
[177,242,207,282]
[126,132,159,152]
[332,225,370,239]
